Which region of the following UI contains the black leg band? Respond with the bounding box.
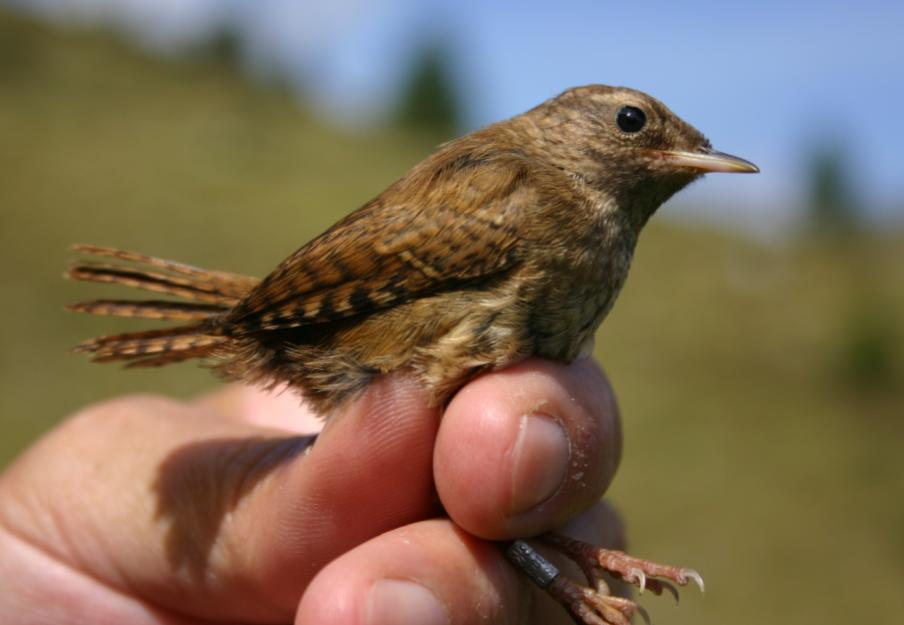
[504,539,560,589]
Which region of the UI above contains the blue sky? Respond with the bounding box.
[10,0,904,232]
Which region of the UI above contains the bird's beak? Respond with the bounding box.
[655,149,759,174]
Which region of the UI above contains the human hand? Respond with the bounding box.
[0,357,624,624]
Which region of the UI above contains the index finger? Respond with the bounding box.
[193,383,324,433]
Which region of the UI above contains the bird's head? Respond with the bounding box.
[521,84,758,229]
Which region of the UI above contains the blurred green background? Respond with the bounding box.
[1,7,903,625]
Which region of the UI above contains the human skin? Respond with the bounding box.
[0,358,624,625]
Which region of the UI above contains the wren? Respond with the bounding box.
[67,84,758,625]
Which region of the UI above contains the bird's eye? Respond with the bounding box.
[616,106,646,133]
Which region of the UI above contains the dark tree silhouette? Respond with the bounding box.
[806,142,860,233]
[395,44,461,138]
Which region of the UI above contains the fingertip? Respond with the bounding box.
[435,358,621,539]
[295,520,522,625]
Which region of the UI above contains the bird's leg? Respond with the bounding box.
[505,540,644,625]
[505,535,703,625]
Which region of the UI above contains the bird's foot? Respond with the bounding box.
[542,532,704,600]
[505,535,703,625]
[546,574,650,625]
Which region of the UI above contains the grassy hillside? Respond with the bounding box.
[1,10,902,625]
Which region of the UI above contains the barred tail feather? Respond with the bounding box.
[67,299,226,321]
[66,245,257,367]
[73,325,228,367]
[69,244,259,301]
[66,264,233,304]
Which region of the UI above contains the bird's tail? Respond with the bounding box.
[65,244,260,367]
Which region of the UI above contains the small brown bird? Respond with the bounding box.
[67,84,757,625]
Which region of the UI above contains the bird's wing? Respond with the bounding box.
[225,156,532,333]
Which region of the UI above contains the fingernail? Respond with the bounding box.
[366,579,450,625]
[510,413,570,514]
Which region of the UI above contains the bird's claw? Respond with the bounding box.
[533,532,704,624]
[644,578,680,604]
[679,568,705,594]
[635,603,652,625]
[627,567,647,594]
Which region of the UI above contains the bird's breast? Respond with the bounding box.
[523,224,636,362]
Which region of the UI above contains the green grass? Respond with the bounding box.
[1,10,902,624]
